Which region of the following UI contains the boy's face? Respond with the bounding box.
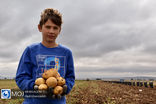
[38,19,61,44]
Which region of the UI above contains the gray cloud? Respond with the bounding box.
[77,65,156,73]
[1,0,156,79]
[59,0,156,58]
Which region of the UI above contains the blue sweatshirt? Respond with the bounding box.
[16,43,75,104]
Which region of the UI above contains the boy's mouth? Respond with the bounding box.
[48,35,55,39]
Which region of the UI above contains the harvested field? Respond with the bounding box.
[0,80,156,104]
[67,80,156,104]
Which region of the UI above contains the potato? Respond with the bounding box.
[42,68,58,79]
[38,84,48,90]
[54,86,63,95]
[35,78,45,85]
[57,77,66,86]
[56,72,61,78]
[46,77,57,88]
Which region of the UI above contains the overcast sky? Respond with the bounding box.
[0,0,156,79]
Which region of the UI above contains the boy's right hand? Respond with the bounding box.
[33,84,67,99]
[47,87,54,97]
[34,85,39,90]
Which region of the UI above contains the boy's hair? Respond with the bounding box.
[39,8,63,27]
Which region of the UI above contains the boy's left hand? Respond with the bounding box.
[62,85,67,96]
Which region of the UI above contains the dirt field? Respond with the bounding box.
[0,80,156,104]
[67,80,156,104]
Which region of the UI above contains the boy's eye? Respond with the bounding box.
[53,26,58,30]
[45,26,51,29]
[45,26,59,30]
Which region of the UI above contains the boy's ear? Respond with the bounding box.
[38,24,42,32]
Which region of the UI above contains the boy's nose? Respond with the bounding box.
[49,28,54,33]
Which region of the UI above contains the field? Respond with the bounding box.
[0,80,156,104]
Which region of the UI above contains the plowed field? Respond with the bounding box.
[0,80,156,104]
[67,80,156,104]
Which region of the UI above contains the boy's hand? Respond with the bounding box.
[52,94,63,99]
[47,87,54,97]
[62,85,67,96]
[34,85,39,90]
[33,84,68,99]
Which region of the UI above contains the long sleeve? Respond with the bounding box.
[15,47,35,91]
[65,50,75,94]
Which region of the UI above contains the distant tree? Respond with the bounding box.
[96,78,101,80]
[86,78,90,81]
[149,79,154,81]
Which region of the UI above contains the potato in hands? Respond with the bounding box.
[46,77,57,88]
[42,68,58,79]
[38,84,48,90]
[34,68,67,98]
[53,86,63,95]
[35,78,45,85]
[57,77,66,86]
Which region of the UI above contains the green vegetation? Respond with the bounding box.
[0,79,18,89]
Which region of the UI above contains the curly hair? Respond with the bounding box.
[39,8,63,27]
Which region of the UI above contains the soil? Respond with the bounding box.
[67,80,156,104]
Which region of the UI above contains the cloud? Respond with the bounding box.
[59,0,156,59]
[0,0,156,79]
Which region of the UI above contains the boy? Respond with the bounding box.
[16,8,75,104]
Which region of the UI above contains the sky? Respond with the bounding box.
[0,0,156,79]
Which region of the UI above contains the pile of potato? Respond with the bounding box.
[34,68,66,96]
